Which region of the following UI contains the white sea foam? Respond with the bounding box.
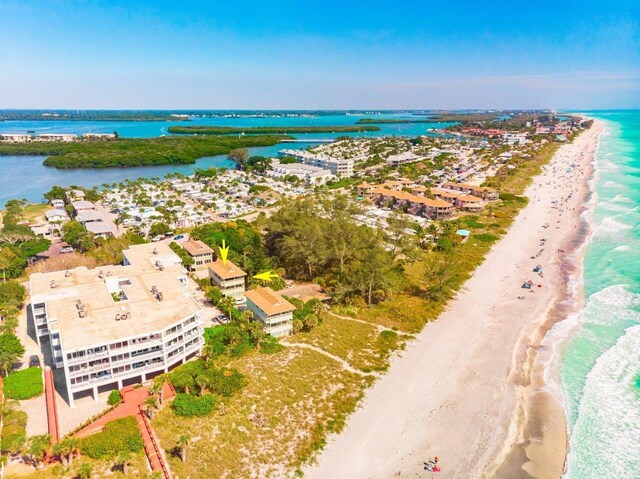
[564,325,640,478]
[611,194,633,203]
[602,180,622,188]
[580,284,640,327]
[595,216,633,235]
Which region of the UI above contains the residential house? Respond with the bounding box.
[181,239,214,271]
[245,286,295,337]
[208,259,247,303]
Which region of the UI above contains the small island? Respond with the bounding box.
[167,125,381,135]
[0,135,291,168]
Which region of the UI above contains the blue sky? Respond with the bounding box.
[1,0,638,109]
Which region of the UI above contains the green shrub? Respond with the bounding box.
[107,389,122,405]
[172,393,216,417]
[0,410,27,453]
[4,367,43,400]
[474,233,499,243]
[260,336,284,354]
[79,417,143,459]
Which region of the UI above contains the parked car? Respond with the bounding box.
[29,355,41,368]
[151,235,164,242]
[173,234,185,240]
[60,246,74,254]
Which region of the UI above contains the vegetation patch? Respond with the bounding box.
[154,347,367,479]
[4,367,43,400]
[172,393,217,417]
[78,417,144,459]
[169,125,380,134]
[0,135,290,169]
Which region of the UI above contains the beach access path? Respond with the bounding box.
[304,122,602,479]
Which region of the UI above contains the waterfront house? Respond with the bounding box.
[245,286,295,337]
[208,259,247,303]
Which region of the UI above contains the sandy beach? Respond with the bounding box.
[304,120,603,479]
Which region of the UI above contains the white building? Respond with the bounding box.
[0,134,30,142]
[279,149,354,177]
[35,133,77,142]
[245,286,295,337]
[45,209,68,223]
[269,161,335,184]
[29,242,203,407]
[386,152,424,167]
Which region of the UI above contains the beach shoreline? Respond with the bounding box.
[491,119,602,479]
[304,120,603,479]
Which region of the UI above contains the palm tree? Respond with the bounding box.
[53,437,78,466]
[177,435,190,463]
[151,375,166,405]
[219,296,235,321]
[144,397,157,419]
[26,434,50,469]
[114,452,131,475]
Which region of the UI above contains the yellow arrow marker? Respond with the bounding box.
[219,239,229,265]
[253,271,279,282]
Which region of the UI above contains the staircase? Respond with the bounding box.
[136,405,171,479]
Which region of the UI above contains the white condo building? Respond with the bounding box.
[29,242,203,407]
[279,149,354,177]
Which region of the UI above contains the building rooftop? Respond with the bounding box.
[84,222,114,235]
[245,286,295,316]
[30,260,200,352]
[76,210,104,223]
[208,258,246,280]
[71,200,94,211]
[181,239,214,256]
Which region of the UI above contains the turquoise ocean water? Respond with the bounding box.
[561,111,640,478]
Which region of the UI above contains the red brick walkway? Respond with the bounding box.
[75,385,150,438]
[74,382,175,477]
[44,367,60,446]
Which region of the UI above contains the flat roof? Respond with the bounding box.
[182,239,214,256]
[30,261,200,352]
[122,242,183,272]
[245,286,295,316]
[208,258,246,280]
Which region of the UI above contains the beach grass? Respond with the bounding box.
[7,452,149,478]
[152,347,368,479]
[289,313,406,372]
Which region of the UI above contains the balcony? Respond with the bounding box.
[66,349,109,365]
[69,363,111,377]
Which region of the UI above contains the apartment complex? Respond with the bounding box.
[208,259,247,303]
[29,242,203,407]
[245,287,295,337]
[279,149,354,177]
